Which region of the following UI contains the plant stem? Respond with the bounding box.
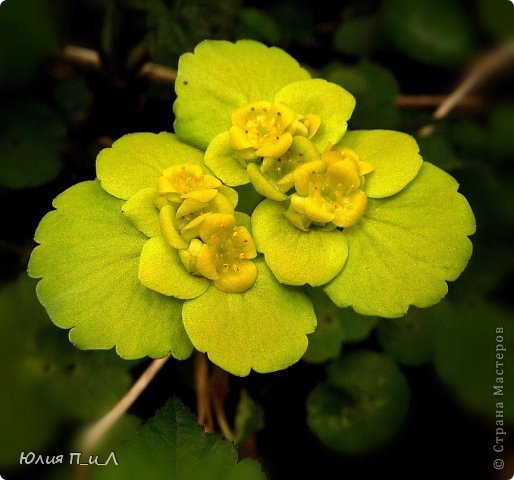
[194,352,215,432]
[80,355,170,452]
[395,94,485,110]
[211,367,235,441]
[419,40,514,137]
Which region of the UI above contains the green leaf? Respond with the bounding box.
[376,308,436,366]
[0,276,134,466]
[139,236,209,299]
[303,289,378,364]
[477,0,514,41]
[0,0,57,89]
[432,300,514,423]
[337,129,423,199]
[93,398,266,480]
[274,79,355,150]
[182,259,316,376]
[97,132,205,200]
[333,17,376,56]
[28,181,193,360]
[237,8,281,44]
[53,77,94,123]
[383,0,474,66]
[489,106,514,159]
[122,187,161,238]
[205,132,250,186]
[307,351,410,453]
[234,390,265,445]
[325,163,476,318]
[416,133,463,172]
[0,99,65,189]
[323,61,400,130]
[252,200,348,286]
[174,39,310,149]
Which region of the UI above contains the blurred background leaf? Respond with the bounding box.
[0,99,65,189]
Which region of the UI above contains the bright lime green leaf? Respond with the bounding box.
[304,289,377,364]
[237,8,281,44]
[0,276,134,466]
[205,131,250,186]
[93,398,266,480]
[182,259,316,376]
[174,39,310,149]
[274,79,355,150]
[323,61,400,130]
[0,0,57,89]
[433,300,514,423]
[122,187,161,238]
[234,390,265,445]
[252,200,348,286]
[139,236,209,299]
[383,0,474,66]
[28,181,193,360]
[337,130,423,198]
[97,132,205,200]
[377,308,436,366]
[0,99,65,189]
[325,163,475,318]
[477,0,514,41]
[333,17,376,57]
[307,351,410,453]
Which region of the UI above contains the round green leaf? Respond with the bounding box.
[333,17,376,57]
[307,351,410,453]
[93,398,265,480]
[323,61,400,130]
[0,276,135,466]
[139,237,209,299]
[433,301,514,423]
[28,181,193,360]
[252,200,348,286]
[0,0,57,89]
[174,39,310,149]
[97,132,205,200]
[383,0,474,66]
[237,8,281,44]
[122,188,161,238]
[477,0,514,41]
[182,259,316,376]
[377,308,436,366]
[337,129,423,198]
[325,163,476,318]
[0,99,65,189]
[304,289,377,364]
[274,79,355,150]
[204,131,250,186]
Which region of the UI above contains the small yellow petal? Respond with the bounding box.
[333,189,368,227]
[229,125,253,150]
[214,261,258,293]
[159,205,188,249]
[196,244,220,280]
[255,132,293,158]
[181,188,219,203]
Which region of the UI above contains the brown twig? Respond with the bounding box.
[419,40,514,137]
[194,352,215,432]
[395,94,485,110]
[211,367,235,441]
[80,355,170,453]
[58,45,178,83]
